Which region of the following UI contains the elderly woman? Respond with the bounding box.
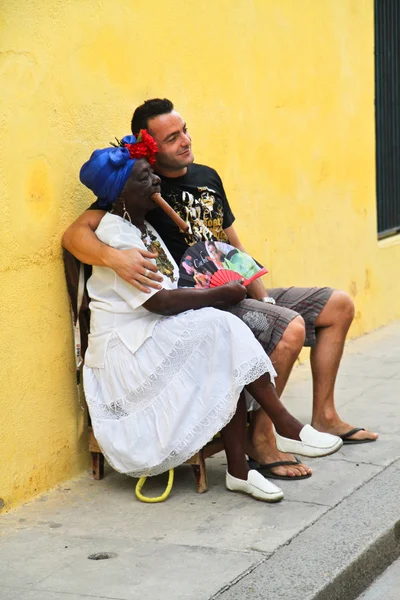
[79,132,342,502]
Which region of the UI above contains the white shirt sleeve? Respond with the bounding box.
[93,214,176,311]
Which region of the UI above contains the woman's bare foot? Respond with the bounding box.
[246,432,312,478]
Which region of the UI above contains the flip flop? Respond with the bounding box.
[247,456,312,481]
[340,428,377,444]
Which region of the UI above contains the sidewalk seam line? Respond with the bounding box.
[208,556,269,599]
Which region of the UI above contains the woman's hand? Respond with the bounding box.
[216,281,247,306]
[107,247,163,293]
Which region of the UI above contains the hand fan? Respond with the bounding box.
[178,241,268,289]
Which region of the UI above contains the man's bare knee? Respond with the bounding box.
[278,316,305,355]
[331,290,355,324]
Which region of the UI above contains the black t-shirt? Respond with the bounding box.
[90,163,235,264]
[148,164,235,263]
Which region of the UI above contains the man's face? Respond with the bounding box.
[148,110,194,174]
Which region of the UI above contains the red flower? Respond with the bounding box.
[140,129,158,153]
[124,129,158,165]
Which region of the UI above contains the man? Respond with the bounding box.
[63,99,378,480]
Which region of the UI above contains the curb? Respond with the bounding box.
[214,459,400,600]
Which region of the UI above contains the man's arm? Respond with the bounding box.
[62,210,163,293]
[224,225,268,301]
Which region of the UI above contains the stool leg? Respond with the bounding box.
[191,451,208,493]
[91,452,104,480]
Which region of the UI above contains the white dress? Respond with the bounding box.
[83,213,276,477]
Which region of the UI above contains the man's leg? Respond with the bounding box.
[246,316,312,477]
[310,290,378,441]
[266,287,378,442]
[226,300,312,478]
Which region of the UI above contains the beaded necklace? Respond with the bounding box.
[140,224,176,283]
[111,200,177,283]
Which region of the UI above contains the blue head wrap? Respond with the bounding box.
[79,135,137,208]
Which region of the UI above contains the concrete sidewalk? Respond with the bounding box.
[1,321,399,600]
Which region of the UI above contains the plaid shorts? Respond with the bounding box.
[226,287,334,356]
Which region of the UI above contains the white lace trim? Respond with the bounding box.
[85,319,220,420]
[98,355,269,478]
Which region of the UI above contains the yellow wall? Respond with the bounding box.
[1,0,398,511]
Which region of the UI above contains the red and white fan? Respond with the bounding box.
[178,241,268,289]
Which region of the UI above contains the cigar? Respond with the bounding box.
[151,192,189,232]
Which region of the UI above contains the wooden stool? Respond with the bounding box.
[89,427,224,493]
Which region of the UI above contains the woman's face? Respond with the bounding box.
[123,158,161,210]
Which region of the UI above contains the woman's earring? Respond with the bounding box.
[122,200,132,224]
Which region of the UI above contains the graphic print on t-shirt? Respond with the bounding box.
[168,186,230,247]
[146,164,236,264]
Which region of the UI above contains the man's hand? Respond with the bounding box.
[62,210,163,292]
[107,247,163,293]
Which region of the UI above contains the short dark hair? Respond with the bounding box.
[131,98,174,135]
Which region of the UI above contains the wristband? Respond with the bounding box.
[260,296,276,305]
